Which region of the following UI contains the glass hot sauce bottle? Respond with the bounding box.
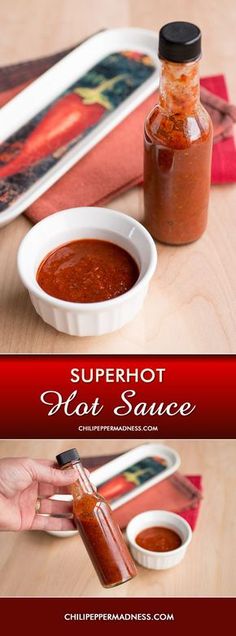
[144,22,213,245]
[56,449,137,588]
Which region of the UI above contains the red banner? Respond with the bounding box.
[0,355,234,438]
[0,597,235,633]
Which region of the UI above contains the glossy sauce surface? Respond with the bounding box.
[136,526,182,552]
[37,239,139,303]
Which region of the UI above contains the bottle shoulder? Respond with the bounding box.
[144,103,212,149]
[73,490,108,512]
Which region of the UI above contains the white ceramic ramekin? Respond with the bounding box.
[126,510,192,570]
[17,207,157,336]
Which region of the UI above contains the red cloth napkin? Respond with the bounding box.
[179,476,202,530]
[112,474,202,531]
[201,75,236,183]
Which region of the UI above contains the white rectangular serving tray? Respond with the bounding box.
[0,28,159,227]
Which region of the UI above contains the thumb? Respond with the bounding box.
[26,459,76,486]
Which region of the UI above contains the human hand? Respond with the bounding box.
[0,457,77,531]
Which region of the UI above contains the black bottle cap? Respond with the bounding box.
[159,22,201,63]
[56,448,80,467]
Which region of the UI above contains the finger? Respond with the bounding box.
[35,459,91,477]
[38,499,73,515]
[25,459,76,487]
[31,515,77,531]
[31,459,70,469]
[38,483,72,497]
[30,459,56,466]
[38,469,91,497]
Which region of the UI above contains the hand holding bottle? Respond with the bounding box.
[0,457,76,531]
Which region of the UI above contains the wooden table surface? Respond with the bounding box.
[0,438,235,598]
[0,0,236,354]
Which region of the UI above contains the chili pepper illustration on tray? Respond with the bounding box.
[0,51,155,212]
[0,75,125,178]
[98,457,167,503]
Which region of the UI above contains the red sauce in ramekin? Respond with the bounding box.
[37,239,139,303]
[136,526,182,552]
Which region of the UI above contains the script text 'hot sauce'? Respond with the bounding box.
[56,449,137,588]
[144,22,213,245]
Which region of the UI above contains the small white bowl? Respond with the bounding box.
[126,510,192,570]
[17,207,157,336]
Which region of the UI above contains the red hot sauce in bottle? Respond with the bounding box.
[56,449,137,588]
[144,22,213,245]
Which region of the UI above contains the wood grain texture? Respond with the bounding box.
[0,0,236,353]
[0,439,235,597]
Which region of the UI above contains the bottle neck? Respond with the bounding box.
[159,58,200,115]
[63,460,96,496]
